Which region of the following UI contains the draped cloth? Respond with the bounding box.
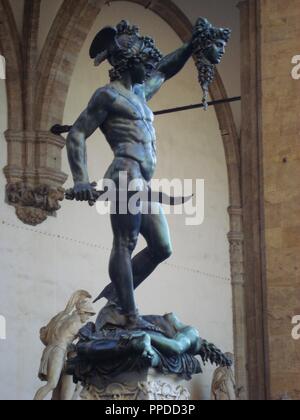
[67,322,201,384]
[38,345,66,381]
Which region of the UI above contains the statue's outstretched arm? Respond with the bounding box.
[144,41,193,101]
[158,41,194,81]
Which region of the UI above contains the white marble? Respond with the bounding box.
[81,369,190,401]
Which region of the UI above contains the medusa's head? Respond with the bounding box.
[192,18,231,109]
[193,18,231,64]
[89,20,163,83]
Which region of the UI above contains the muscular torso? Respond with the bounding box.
[46,315,80,349]
[100,83,157,181]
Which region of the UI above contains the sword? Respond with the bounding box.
[65,182,193,207]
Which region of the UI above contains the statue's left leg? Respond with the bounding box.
[34,349,65,400]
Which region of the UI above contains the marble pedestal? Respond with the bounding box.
[80,369,190,401]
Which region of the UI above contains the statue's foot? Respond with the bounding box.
[93,283,118,304]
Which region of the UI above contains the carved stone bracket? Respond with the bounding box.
[6,182,65,226]
[3,129,67,225]
[228,206,245,286]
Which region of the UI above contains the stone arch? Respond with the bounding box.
[3,0,248,398]
[0,0,27,190]
[0,0,23,131]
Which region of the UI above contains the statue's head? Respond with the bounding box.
[89,20,163,83]
[192,18,231,109]
[193,18,231,65]
[76,299,96,323]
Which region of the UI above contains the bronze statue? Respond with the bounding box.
[67,308,232,384]
[64,19,231,330]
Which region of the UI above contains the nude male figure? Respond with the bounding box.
[66,20,228,329]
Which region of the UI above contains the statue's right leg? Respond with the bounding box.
[55,374,77,401]
[109,210,142,322]
[33,350,65,400]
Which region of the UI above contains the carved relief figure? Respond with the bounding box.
[211,353,236,400]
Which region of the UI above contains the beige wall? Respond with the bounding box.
[0,0,236,400]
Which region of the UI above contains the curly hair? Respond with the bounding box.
[108,21,163,82]
[192,18,231,54]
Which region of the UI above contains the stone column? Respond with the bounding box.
[238,0,268,400]
[228,206,248,400]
